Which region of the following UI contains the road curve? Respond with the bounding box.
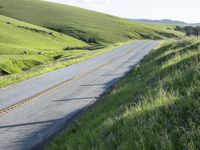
[0,41,159,150]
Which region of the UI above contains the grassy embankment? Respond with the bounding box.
[47,37,200,150]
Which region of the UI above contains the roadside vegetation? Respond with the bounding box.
[0,44,121,88]
[0,0,183,44]
[47,37,200,150]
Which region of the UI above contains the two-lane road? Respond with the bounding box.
[0,41,159,150]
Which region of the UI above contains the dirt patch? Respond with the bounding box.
[0,69,9,76]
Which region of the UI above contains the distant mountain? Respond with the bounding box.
[192,23,200,26]
[132,19,200,26]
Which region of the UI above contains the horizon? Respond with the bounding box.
[46,0,200,23]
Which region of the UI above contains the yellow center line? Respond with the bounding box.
[0,44,140,116]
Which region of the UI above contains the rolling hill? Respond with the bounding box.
[0,15,87,78]
[133,19,200,26]
[0,0,183,44]
[133,19,187,25]
[0,15,87,55]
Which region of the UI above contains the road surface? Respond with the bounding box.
[0,41,159,150]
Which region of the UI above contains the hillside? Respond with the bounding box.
[0,0,183,44]
[0,15,87,74]
[0,15,87,55]
[0,15,103,87]
[47,37,200,149]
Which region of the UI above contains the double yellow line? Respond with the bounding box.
[0,44,138,116]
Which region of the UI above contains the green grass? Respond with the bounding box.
[0,0,183,44]
[47,37,200,150]
[0,15,90,85]
[0,15,87,54]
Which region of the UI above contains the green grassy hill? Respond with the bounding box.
[0,15,87,75]
[0,0,183,44]
[47,38,200,149]
[0,15,91,87]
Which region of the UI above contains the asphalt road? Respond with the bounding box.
[0,41,159,150]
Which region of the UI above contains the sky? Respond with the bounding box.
[46,0,200,23]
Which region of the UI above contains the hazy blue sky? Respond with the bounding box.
[46,0,199,23]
